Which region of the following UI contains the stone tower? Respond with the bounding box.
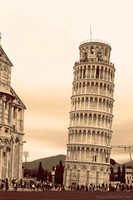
[0,36,26,180]
[64,39,115,188]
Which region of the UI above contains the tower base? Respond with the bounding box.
[63,161,110,189]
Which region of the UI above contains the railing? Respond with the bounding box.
[80,39,111,47]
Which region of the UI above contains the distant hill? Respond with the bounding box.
[23,154,132,171]
[23,154,66,171]
[110,161,133,170]
[123,161,133,167]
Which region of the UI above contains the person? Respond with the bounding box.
[86,184,88,191]
[32,183,36,191]
[41,182,45,191]
[5,178,9,191]
[1,180,5,191]
[14,179,18,191]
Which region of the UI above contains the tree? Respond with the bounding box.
[55,164,59,184]
[118,166,121,181]
[58,160,64,185]
[110,158,116,165]
[37,162,44,182]
[55,161,64,185]
[110,167,114,181]
[121,165,125,183]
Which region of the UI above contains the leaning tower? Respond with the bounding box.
[64,39,115,188]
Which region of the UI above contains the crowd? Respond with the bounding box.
[0,178,133,192]
[0,178,63,191]
[68,182,133,192]
[109,182,133,192]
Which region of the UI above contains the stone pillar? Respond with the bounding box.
[77,170,80,185]
[3,152,7,179]
[86,170,90,185]
[69,169,72,186]
[79,149,81,160]
[15,107,18,131]
[11,143,15,180]
[86,84,88,95]
[68,134,70,144]
[2,97,5,123]
[96,171,99,186]
[10,105,13,126]
[80,68,82,79]
[0,147,3,179]
[93,67,96,78]
[81,132,83,143]
[5,150,9,178]
[18,143,23,180]
[64,169,67,186]
[82,68,84,79]
[86,67,89,78]
[76,69,78,80]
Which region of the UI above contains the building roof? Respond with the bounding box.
[10,87,26,109]
[0,46,13,66]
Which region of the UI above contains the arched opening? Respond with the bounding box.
[96,66,99,79]
[90,46,94,54]
[83,66,86,78]
[105,48,108,56]
[83,52,88,62]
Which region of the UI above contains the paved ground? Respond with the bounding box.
[0,191,133,200]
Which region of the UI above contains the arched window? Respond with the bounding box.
[83,67,86,78]
[90,46,94,54]
[105,48,108,56]
[95,98,97,103]
[89,114,92,119]
[100,83,102,88]
[80,67,82,79]
[95,155,97,162]
[83,52,88,61]
[96,66,99,79]
[90,97,93,103]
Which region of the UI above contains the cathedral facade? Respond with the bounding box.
[0,38,26,180]
[64,39,115,188]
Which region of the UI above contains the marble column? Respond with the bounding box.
[2,97,5,123]
[0,147,3,179]
[77,170,80,185]
[18,143,23,179]
[86,170,90,185]
[69,169,72,186]
[64,169,67,186]
[11,143,15,180]
[96,171,99,186]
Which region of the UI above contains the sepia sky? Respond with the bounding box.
[0,0,133,163]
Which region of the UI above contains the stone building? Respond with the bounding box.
[125,168,133,185]
[0,37,26,180]
[64,39,115,188]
